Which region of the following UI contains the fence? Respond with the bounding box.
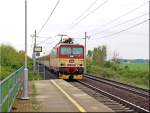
[36,62,46,80]
[0,66,24,112]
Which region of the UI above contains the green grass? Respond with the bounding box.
[31,81,39,112]
[31,81,36,96]
[28,72,42,81]
[87,62,149,89]
[119,63,149,72]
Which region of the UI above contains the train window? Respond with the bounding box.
[61,47,71,55]
[72,47,83,55]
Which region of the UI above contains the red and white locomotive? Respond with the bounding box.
[38,38,84,80]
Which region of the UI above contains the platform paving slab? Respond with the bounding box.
[11,81,39,112]
[12,79,114,112]
[34,80,78,112]
[54,79,114,112]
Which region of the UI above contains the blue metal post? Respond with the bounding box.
[7,80,9,112]
[0,82,2,112]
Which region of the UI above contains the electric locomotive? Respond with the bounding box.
[39,37,84,80]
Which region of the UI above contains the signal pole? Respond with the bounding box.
[84,32,90,73]
[84,32,87,73]
[22,0,29,100]
[33,30,36,73]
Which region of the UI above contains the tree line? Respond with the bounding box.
[0,44,25,80]
[87,45,107,66]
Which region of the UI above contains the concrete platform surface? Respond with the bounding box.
[34,80,78,112]
[34,79,114,112]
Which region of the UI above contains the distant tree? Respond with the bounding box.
[102,45,107,61]
[93,45,107,66]
[112,51,120,64]
[87,50,93,57]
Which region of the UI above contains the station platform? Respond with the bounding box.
[34,79,114,112]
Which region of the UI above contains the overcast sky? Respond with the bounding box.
[0,0,149,59]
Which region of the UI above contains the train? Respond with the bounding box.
[38,37,84,80]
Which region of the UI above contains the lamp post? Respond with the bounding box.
[22,0,29,100]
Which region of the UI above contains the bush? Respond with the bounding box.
[1,66,15,80]
[104,61,112,68]
[0,44,33,80]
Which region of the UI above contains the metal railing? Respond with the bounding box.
[0,66,24,112]
[36,62,45,80]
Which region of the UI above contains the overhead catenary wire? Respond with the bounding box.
[92,12,149,35]
[67,11,148,40]
[68,0,108,30]
[41,39,60,55]
[36,36,56,45]
[40,38,59,52]
[73,0,98,22]
[88,1,148,33]
[36,36,54,38]
[92,19,149,39]
[37,0,60,35]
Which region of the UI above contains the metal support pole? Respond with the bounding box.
[7,81,9,112]
[44,65,45,80]
[38,62,39,76]
[0,83,2,112]
[22,0,29,100]
[33,30,36,73]
[84,32,87,73]
[149,1,150,58]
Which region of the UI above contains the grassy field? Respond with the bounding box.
[87,62,149,89]
[119,63,149,72]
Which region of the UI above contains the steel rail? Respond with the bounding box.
[84,73,149,97]
[78,80,149,113]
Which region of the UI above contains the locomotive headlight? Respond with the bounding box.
[61,63,65,66]
[79,64,82,66]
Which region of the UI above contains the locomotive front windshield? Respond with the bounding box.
[60,47,71,55]
[72,48,83,55]
[60,47,83,55]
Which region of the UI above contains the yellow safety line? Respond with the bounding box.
[51,80,86,112]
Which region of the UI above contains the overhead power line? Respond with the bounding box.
[36,36,55,45]
[42,39,60,54]
[74,0,98,22]
[92,12,149,35]
[89,1,148,33]
[92,19,149,39]
[37,0,60,35]
[69,0,108,29]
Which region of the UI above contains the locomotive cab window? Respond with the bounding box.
[72,47,83,55]
[60,47,71,55]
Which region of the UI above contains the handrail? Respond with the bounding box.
[0,66,24,112]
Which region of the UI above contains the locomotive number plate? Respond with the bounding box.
[69,59,74,63]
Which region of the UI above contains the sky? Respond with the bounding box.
[0,0,149,59]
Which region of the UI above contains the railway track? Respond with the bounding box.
[70,81,134,112]
[84,73,149,97]
[76,74,149,113]
[38,66,149,112]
